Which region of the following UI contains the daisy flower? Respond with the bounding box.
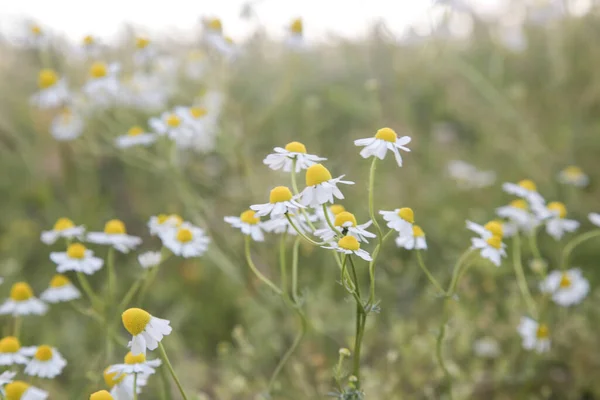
[87,219,142,253]
[83,62,121,106]
[104,368,146,399]
[133,36,155,65]
[30,69,70,109]
[49,243,104,275]
[224,210,265,242]
[115,126,156,149]
[149,111,189,139]
[138,251,162,269]
[496,199,538,233]
[300,164,354,207]
[160,222,210,258]
[323,236,372,261]
[0,337,31,365]
[447,160,496,189]
[539,268,589,307]
[203,17,225,48]
[148,214,183,237]
[285,18,304,49]
[107,352,161,378]
[354,127,411,167]
[0,370,16,391]
[557,166,589,187]
[122,308,172,356]
[379,207,414,235]
[90,390,114,400]
[466,220,504,239]
[0,283,47,316]
[589,212,600,227]
[502,179,545,205]
[314,211,375,243]
[251,186,304,218]
[263,141,326,173]
[40,274,81,303]
[23,23,48,48]
[470,235,506,267]
[262,213,314,236]
[3,381,48,400]
[79,35,101,58]
[395,225,427,250]
[517,317,550,353]
[22,345,67,379]
[537,201,579,240]
[50,107,85,141]
[40,217,85,245]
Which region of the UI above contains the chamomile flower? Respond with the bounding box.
[262,213,314,235]
[149,111,188,139]
[184,50,206,80]
[3,381,48,400]
[263,142,326,173]
[104,368,145,399]
[170,106,217,151]
[30,69,70,109]
[49,243,104,275]
[115,126,156,149]
[379,207,414,235]
[557,166,589,187]
[133,36,155,65]
[107,352,161,378]
[589,212,600,227]
[22,345,66,379]
[0,283,47,316]
[121,72,169,112]
[160,222,210,258]
[286,18,304,49]
[395,225,427,250]
[138,251,162,269]
[50,107,84,141]
[538,201,579,240]
[148,214,183,237]
[316,204,346,225]
[354,128,411,167]
[470,235,506,267]
[0,370,16,391]
[24,23,48,48]
[0,337,31,365]
[79,35,101,58]
[122,308,172,356]
[314,211,375,243]
[90,390,114,400]
[447,160,496,189]
[40,275,81,303]
[251,186,304,218]
[224,210,265,242]
[540,268,589,307]
[496,199,538,233]
[203,17,224,47]
[87,219,142,253]
[300,164,354,207]
[517,317,550,353]
[466,220,504,239]
[83,62,121,106]
[323,236,372,261]
[502,179,545,205]
[40,217,85,245]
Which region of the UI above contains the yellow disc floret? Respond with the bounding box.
[136,37,150,49]
[335,212,357,227]
[269,186,293,203]
[166,114,181,127]
[83,35,94,46]
[67,243,87,259]
[559,273,572,288]
[176,228,193,243]
[240,210,260,225]
[104,368,126,388]
[397,208,414,224]
[157,214,169,224]
[330,205,345,215]
[208,18,222,32]
[536,324,549,339]
[127,126,144,136]
[90,390,115,400]
[374,127,397,143]
[122,308,151,336]
[89,62,108,79]
[413,225,425,237]
[305,164,332,187]
[486,236,502,250]
[518,179,537,192]
[104,219,126,234]
[338,236,360,251]
[169,214,183,226]
[290,18,303,34]
[563,165,583,179]
[10,282,33,302]
[547,201,567,219]
[510,199,528,210]
[53,217,75,231]
[124,351,146,365]
[49,274,70,288]
[31,25,42,35]
[38,69,58,89]
[190,107,207,118]
[34,345,53,361]
[5,381,30,400]
[0,336,21,353]
[484,221,504,238]
[284,141,307,154]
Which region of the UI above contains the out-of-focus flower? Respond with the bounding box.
[23,345,67,379]
[473,337,500,358]
[83,62,121,106]
[534,201,579,240]
[502,179,545,205]
[160,222,210,258]
[41,217,85,245]
[3,381,48,400]
[0,283,47,316]
[395,225,427,250]
[0,337,32,366]
[224,211,265,242]
[107,352,161,378]
[447,160,496,189]
[50,107,84,141]
[470,234,506,267]
[380,208,414,235]
[87,220,142,253]
[540,268,589,307]
[138,251,162,269]
[122,308,172,356]
[115,126,156,149]
[40,275,81,303]
[496,200,538,233]
[589,212,600,227]
[517,317,550,353]
[133,36,156,65]
[557,166,589,187]
[185,50,206,80]
[30,69,70,109]
[285,18,304,49]
[50,243,104,275]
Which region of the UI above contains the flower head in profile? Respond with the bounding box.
[496,200,537,233]
[23,345,67,379]
[263,141,326,173]
[87,219,142,253]
[161,222,210,258]
[0,337,31,366]
[224,210,265,242]
[30,69,70,109]
[285,18,305,49]
[104,367,146,399]
[250,186,304,218]
[540,268,589,307]
[535,201,579,240]
[115,126,156,149]
[83,62,121,106]
[395,225,427,250]
[138,251,162,269]
[354,127,411,167]
[3,381,48,400]
[40,217,85,245]
[502,179,545,205]
[379,207,414,235]
[40,274,81,303]
[107,351,162,378]
[23,22,48,48]
[133,36,156,65]
[300,164,354,208]
[470,230,506,267]
[517,317,550,353]
[50,243,104,275]
[323,236,372,261]
[314,211,375,243]
[466,220,504,239]
[557,166,588,187]
[0,371,16,392]
[79,35,101,58]
[0,283,47,316]
[149,110,189,139]
[122,308,172,356]
[50,107,85,142]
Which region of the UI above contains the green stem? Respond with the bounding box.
[158,342,189,400]
[285,214,324,246]
[107,248,116,307]
[159,361,173,400]
[76,272,103,310]
[133,373,138,400]
[322,204,342,236]
[436,303,453,400]
[528,227,543,260]
[512,233,538,318]
[368,157,384,243]
[279,234,288,297]
[367,229,394,306]
[244,236,283,295]
[560,230,600,271]
[447,249,474,296]
[13,317,22,338]
[348,256,365,388]
[415,250,445,294]
[119,276,145,311]
[291,238,301,302]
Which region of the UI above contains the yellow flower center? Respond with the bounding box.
[104,219,126,234]
[330,205,345,215]
[240,210,260,225]
[67,243,87,259]
[34,345,53,361]
[166,114,181,127]
[518,179,537,192]
[90,62,108,79]
[290,18,303,34]
[510,199,528,210]
[104,368,126,388]
[305,164,332,186]
[122,308,151,336]
[90,390,115,400]
[38,69,58,89]
[338,236,360,251]
[0,337,21,353]
[83,35,94,45]
[5,381,30,400]
[536,324,549,339]
[397,207,414,224]
[124,351,146,365]
[31,25,42,35]
[284,141,307,154]
[413,225,425,237]
[170,214,184,226]
[547,202,567,219]
[10,282,33,301]
[190,107,207,119]
[49,274,70,288]
[374,127,397,143]
[136,37,150,49]
[559,273,571,288]
[53,217,75,231]
[208,18,222,32]
[484,221,504,238]
[224,36,234,44]
[335,212,357,227]
[486,236,502,250]
[563,165,583,179]
[157,214,169,224]
[128,126,144,136]
[176,228,193,243]
[269,186,293,203]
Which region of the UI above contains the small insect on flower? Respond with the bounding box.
[107,351,162,378]
[30,69,70,109]
[395,225,427,250]
[49,107,85,142]
[3,381,48,400]
[557,166,589,187]
[251,186,304,218]
[536,201,579,240]
[40,274,81,303]
[540,268,589,307]
[87,219,142,253]
[0,370,16,391]
[323,236,372,261]
[470,234,506,267]
[354,127,411,167]
[263,141,326,173]
[49,243,104,275]
[161,222,210,258]
[90,390,114,400]
[104,367,146,399]
[22,345,67,379]
[300,164,354,208]
[122,308,172,356]
[502,179,545,205]
[138,251,162,269]
[589,212,600,227]
[0,337,31,365]
[115,126,156,149]
[379,207,414,235]
[40,217,85,245]
[224,210,266,242]
[517,317,551,353]
[466,220,504,239]
[314,211,375,243]
[496,199,538,233]
[83,62,121,106]
[0,283,47,316]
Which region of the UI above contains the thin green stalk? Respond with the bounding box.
[76,272,103,310]
[322,204,342,236]
[447,248,474,296]
[285,214,324,246]
[291,238,301,302]
[279,233,288,297]
[367,229,394,306]
[119,276,145,311]
[348,256,366,388]
[436,303,453,400]
[528,227,543,261]
[159,361,173,400]
[368,157,384,243]
[13,317,22,338]
[133,373,138,400]
[512,233,538,319]
[158,342,189,400]
[244,236,283,296]
[107,248,116,307]
[415,250,445,295]
[560,230,600,271]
